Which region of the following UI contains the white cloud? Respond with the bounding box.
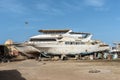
[35,1,84,15]
[0,0,27,14]
[0,0,108,16]
[83,0,109,11]
[36,3,49,11]
[35,2,65,15]
[62,1,83,11]
[84,0,105,7]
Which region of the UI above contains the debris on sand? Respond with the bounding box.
[89,69,101,73]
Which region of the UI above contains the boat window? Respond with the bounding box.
[65,42,70,45]
[70,32,90,38]
[112,47,116,50]
[30,38,56,41]
[65,42,85,45]
[99,45,109,47]
[91,42,98,45]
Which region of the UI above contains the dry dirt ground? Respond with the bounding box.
[0,60,120,80]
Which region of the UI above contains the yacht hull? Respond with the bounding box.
[33,43,109,55]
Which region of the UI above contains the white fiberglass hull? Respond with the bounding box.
[32,43,109,55]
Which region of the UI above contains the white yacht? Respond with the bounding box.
[110,42,120,59]
[14,29,110,59]
[111,42,120,52]
[24,29,109,57]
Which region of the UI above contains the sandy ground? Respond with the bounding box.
[0,60,120,80]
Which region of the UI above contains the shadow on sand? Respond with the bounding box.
[0,69,26,80]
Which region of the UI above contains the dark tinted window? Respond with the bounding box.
[65,42,85,45]
[30,38,56,41]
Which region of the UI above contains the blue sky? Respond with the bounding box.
[0,0,120,45]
